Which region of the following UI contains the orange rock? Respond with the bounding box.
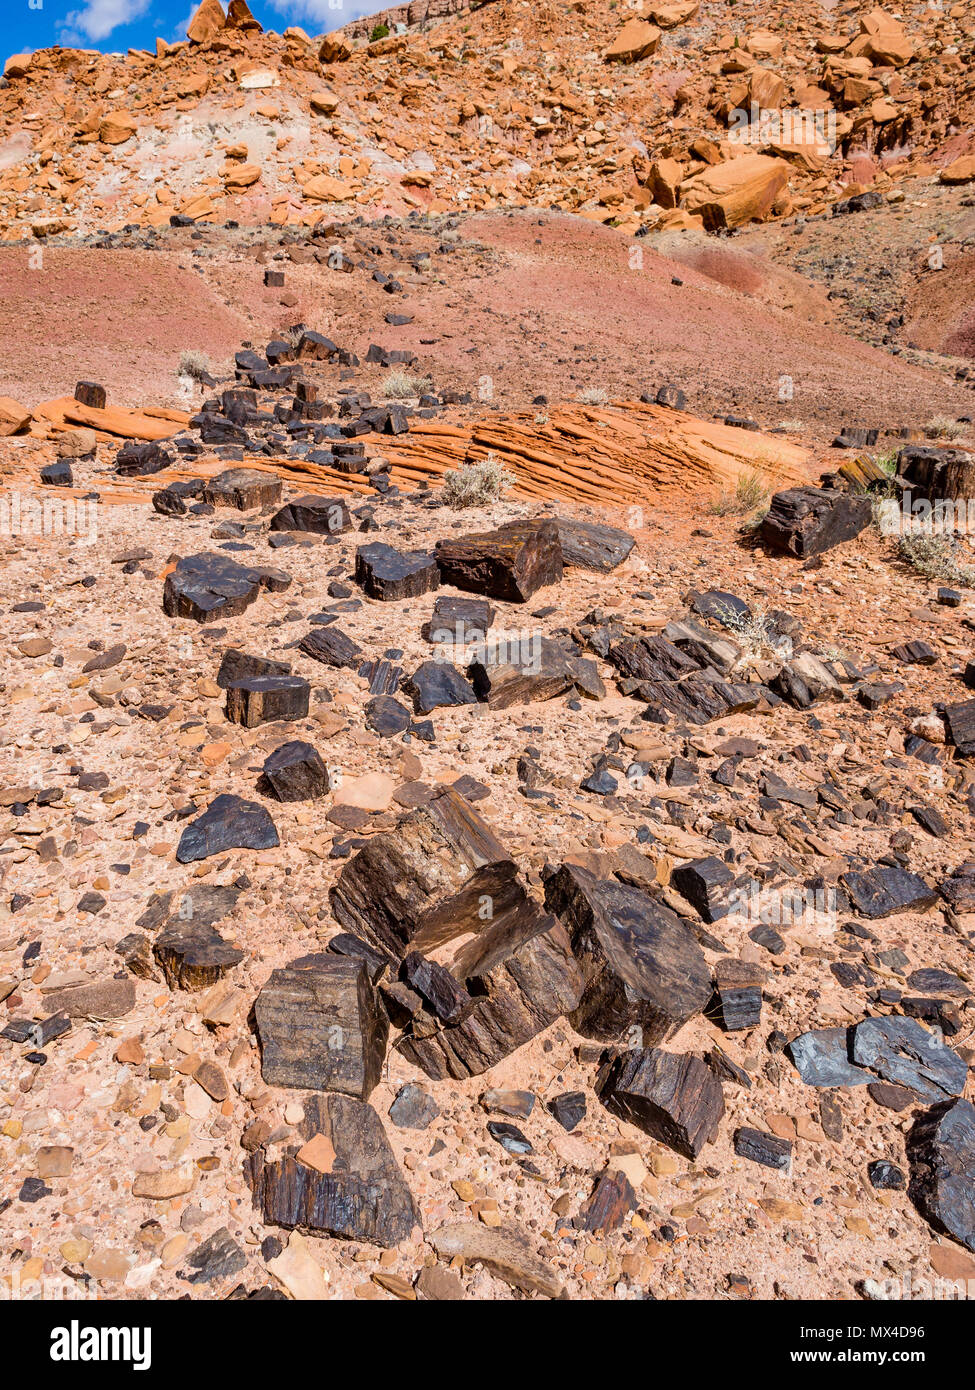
[187,0,226,44]
[940,156,975,185]
[603,18,661,64]
[681,153,790,230]
[99,113,137,146]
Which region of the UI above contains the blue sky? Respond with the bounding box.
[5,0,382,59]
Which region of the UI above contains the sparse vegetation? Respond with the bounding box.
[381,370,433,398]
[708,469,770,518]
[897,534,975,588]
[441,454,516,507]
[576,387,609,406]
[715,601,791,667]
[924,414,966,441]
[178,350,212,382]
[369,22,390,40]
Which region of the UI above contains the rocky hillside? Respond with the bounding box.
[1,0,973,239]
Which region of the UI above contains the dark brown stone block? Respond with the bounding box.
[225,675,310,727]
[597,1048,725,1158]
[435,519,563,603]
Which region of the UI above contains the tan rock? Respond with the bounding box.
[603,18,661,64]
[940,157,975,186]
[132,1163,197,1199]
[187,0,226,44]
[681,154,790,230]
[267,1231,330,1299]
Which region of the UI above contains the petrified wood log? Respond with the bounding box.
[907,1097,975,1252]
[839,864,938,919]
[398,900,583,1080]
[225,675,310,727]
[254,957,388,1099]
[435,519,563,602]
[710,957,764,1031]
[299,624,362,668]
[759,487,871,558]
[330,786,526,960]
[153,921,245,992]
[202,468,283,511]
[261,741,330,801]
[269,494,352,535]
[467,636,591,709]
[555,518,635,572]
[355,543,440,600]
[423,595,495,645]
[597,1047,725,1158]
[543,862,711,1044]
[670,855,740,924]
[944,699,975,757]
[246,1093,419,1247]
[163,552,264,623]
[898,444,975,502]
[216,648,291,689]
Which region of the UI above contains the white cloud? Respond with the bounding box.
[60,0,151,42]
[267,0,382,29]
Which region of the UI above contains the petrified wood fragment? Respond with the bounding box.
[543,862,711,1045]
[670,855,740,924]
[175,793,279,863]
[299,624,362,668]
[759,486,871,558]
[163,552,264,623]
[435,519,563,603]
[555,518,635,572]
[851,1016,967,1103]
[269,494,351,535]
[246,1093,419,1247]
[597,1048,725,1158]
[330,786,525,960]
[840,864,938,919]
[710,957,764,1031]
[398,901,583,1080]
[355,543,440,601]
[216,648,292,689]
[261,741,330,801]
[153,921,245,992]
[254,957,388,1099]
[907,1097,975,1252]
[225,675,310,727]
[202,468,282,511]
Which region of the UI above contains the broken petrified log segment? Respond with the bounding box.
[543,862,711,1045]
[597,1048,725,1159]
[261,741,330,801]
[175,793,279,863]
[163,551,265,623]
[153,920,245,992]
[329,786,524,960]
[850,1015,967,1103]
[787,1027,872,1087]
[397,902,583,1080]
[269,494,352,535]
[554,518,635,572]
[246,1093,419,1247]
[225,675,310,727]
[428,1222,563,1298]
[202,468,283,511]
[468,636,603,708]
[710,957,764,1031]
[840,864,938,919]
[434,519,563,603]
[402,659,478,714]
[944,699,975,757]
[670,855,740,923]
[74,380,106,409]
[216,648,291,688]
[298,624,362,669]
[734,1126,793,1173]
[759,486,872,558]
[401,951,472,1025]
[906,1097,975,1252]
[355,542,440,600]
[254,957,388,1099]
[423,595,495,645]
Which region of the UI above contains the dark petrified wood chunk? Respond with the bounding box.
[401,951,472,1025]
[734,1126,792,1173]
[41,461,73,486]
[487,1121,532,1155]
[840,864,938,919]
[388,1082,440,1130]
[163,551,263,623]
[202,468,283,511]
[940,861,975,913]
[944,699,975,756]
[365,694,412,737]
[245,1093,419,1247]
[116,440,173,475]
[609,634,701,683]
[261,740,330,801]
[548,1091,586,1132]
[269,494,352,535]
[423,595,495,645]
[254,957,388,1099]
[759,487,871,558]
[670,855,740,923]
[543,862,711,1045]
[850,1015,967,1103]
[906,1097,975,1251]
[153,920,245,991]
[75,380,106,409]
[435,519,563,603]
[710,957,764,1031]
[330,787,524,960]
[596,1048,724,1159]
[216,648,291,689]
[402,660,478,714]
[576,1170,637,1232]
[555,518,635,572]
[355,543,440,600]
[770,652,843,708]
[907,968,969,998]
[787,1027,872,1087]
[175,793,279,863]
[397,900,583,1080]
[225,675,310,727]
[299,624,362,668]
[468,636,597,709]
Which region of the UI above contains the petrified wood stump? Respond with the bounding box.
[435,519,563,603]
[597,1047,725,1158]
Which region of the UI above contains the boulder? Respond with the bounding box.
[760,487,872,558]
[435,519,563,602]
[603,17,661,62]
[681,154,790,231]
